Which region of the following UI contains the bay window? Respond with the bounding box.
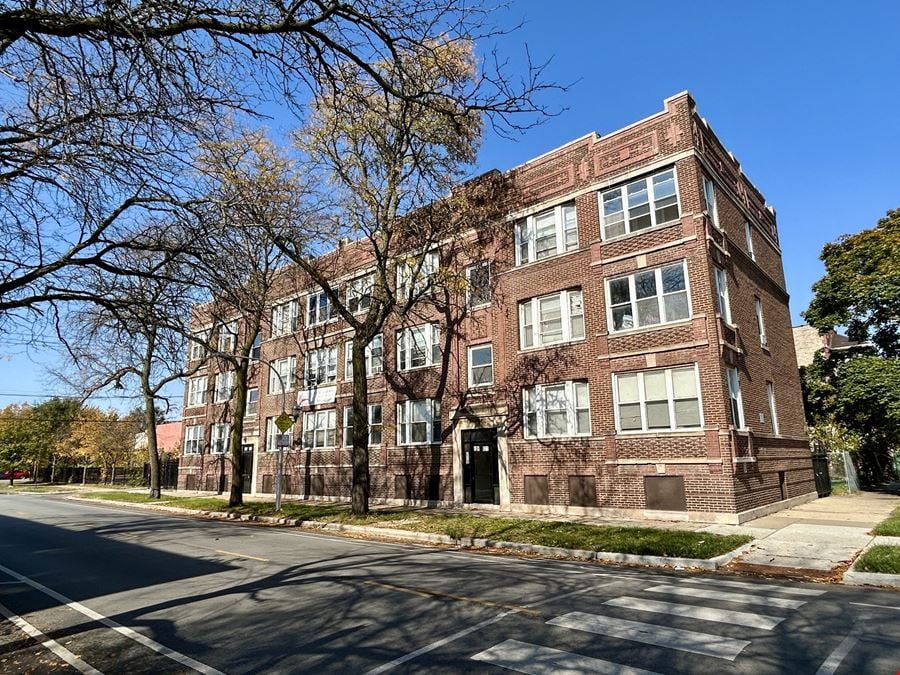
[614,365,702,433]
[600,169,680,239]
[607,261,690,332]
[522,380,591,439]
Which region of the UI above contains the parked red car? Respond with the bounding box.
[1,469,30,480]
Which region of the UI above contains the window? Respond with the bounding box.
[397,251,439,299]
[600,169,680,239]
[522,381,590,438]
[303,410,336,449]
[343,404,383,447]
[218,321,238,352]
[250,333,261,361]
[186,377,207,408]
[519,289,584,349]
[214,371,234,403]
[397,324,440,370]
[307,289,333,326]
[245,388,259,417]
[615,366,702,432]
[265,417,293,452]
[744,222,756,261]
[189,330,209,361]
[466,263,491,308]
[347,274,373,314]
[702,175,719,227]
[345,335,384,379]
[767,382,780,435]
[271,300,299,337]
[515,203,578,265]
[726,367,744,428]
[468,344,493,387]
[755,297,768,347]
[304,347,337,387]
[184,425,203,454]
[269,356,296,395]
[211,423,230,454]
[397,399,441,445]
[607,262,690,332]
[714,267,732,324]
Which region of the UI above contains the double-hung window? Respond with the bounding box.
[184,425,203,454]
[189,330,209,361]
[343,404,383,447]
[755,297,768,347]
[397,251,439,300]
[265,417,293,452]
[186,376,207,408]
[214,371,234,403]
[714,267,732,324]
[303,410,336,449]
[515,203,578,265]
[522,381,590,438]
[600,169,679,239]
[726,367,745,428]
[245,388,259,417]
[305,347,337,387]
[269,356,296,394]
[347,274,373,314]
[702,175,719,227]
[519,289,584,349]
[345,335,384,379]
[271,300,299,337]
[744,222,756,261]
[307,289,333,326]
[211,423,230,454]
[466,263,491,308]
[767,382,780,434]
[250,333,261,361]
[614,366,702,433]
[607,262,690,332]
[468,344,493,387]
[397,324,440,370]
[397,399,441,445]
[218,321,238,353]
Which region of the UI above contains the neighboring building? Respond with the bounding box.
[135,421,183,456]
[179,92,813,523]
[792,325,861,368]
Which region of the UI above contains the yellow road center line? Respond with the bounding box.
[215,549,269,562]
[365,580,538,615]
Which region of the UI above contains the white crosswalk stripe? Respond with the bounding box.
[471,639,662,675]
[645,584,808,609]
[547,611,751,660]
[604,596,785,630]
[678,577,826,596]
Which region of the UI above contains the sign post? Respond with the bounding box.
[274,412,294,511]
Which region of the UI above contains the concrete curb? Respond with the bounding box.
[843,536,900,589]
[65,495,751,570]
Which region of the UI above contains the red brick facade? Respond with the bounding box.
[178,92,814,523]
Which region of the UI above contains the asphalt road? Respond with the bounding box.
[1,494,899,674]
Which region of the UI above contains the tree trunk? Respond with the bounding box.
[229,360,250,507]
[350,336,371,515]
[50,455,57,483]
[143,391,162,498]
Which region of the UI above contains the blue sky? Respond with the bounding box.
[1,0,898,413]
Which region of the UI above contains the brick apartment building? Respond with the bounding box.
[179,92,814,524]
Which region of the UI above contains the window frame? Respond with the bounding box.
[268,356,296,395]
[186,376,207,408]
[304,346,338,387]
[466,262,491,309]
[605,260,692,333]
[522,380,591,439]
[714,267,732,325]
[217,320,238,353]
[271,300,299,338]
[514,202,578,265]
[397,323,441,371]
[265,416,293,452]
[306,289,334,326]
[347,274,374,314]
[342,404,383,447]
[396,399,441,446]
[213,371,234,404]
[766,381,780,435]
[726,367,745,429]
[344,335,384,380]
[467,343,494,388]
[183,425,204,455]
[744,222,756,261]
[519,289,584,350]
[245,388,259,417]
[702,174,719,228]
[249,333,261,361]
[612,365,704,434]
[396,250,439,300]
[211,423,231,455]
[188,330,209,362]
[302,409,336,449]
[754,296,768,347]
[599,168,681,241]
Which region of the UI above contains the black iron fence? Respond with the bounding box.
[811,450,832,497]
[34,458,179,489]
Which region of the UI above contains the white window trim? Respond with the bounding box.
[304,346,338,387]
[515,202,578,265]
[189,330,209,362]
[306,289,335,327]
[744,222,756,261]
[465,262,491,309]
[211,423,231,455]
[269,356,296,395]
[397,323,441,371]
[727,367,745,430]
[245,388,259,417]
[519,289,585,350]
[344,335,384,380]
[612,365,704,434]
[347,274,374,314]
[767,382,780,435]
[715,267,733,325]
[213,371,234,404]
[217,321,238,353]
[755,297,768,348]
[183,425,204,455]
[605,260,693,334]
[271,300,299,338]
[702,174,720,228]
[265,417,294,453]
[522,380,591,439]
[396,250,439,300]
[302,409,337,449]
[396,399,441,446]
[342,404,383,447]
[186,376,207,408]
[467,343,494,388]
[598,167,682,241]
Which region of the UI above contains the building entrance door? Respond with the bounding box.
[241,445,254,494]
[462,428,499,505]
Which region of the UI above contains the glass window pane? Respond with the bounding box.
[664,292,689,322]
[411,400,429,422]
[546,410,568,436]
[471,345,492,367]
[636,297,660,326]
[576,410,590,435]
[644,371,667,400]
[655,196,679,224]
[629,204,652,231]
[646,401,670,429]
[544,384,566,409]
[411,422,427,443]
[661,264,685,293]
[671,368,698,398]
[612,306,634,331]
[617,374,639,403]
[602,189,623,215]
[634,271,657,299]
[674,399,701,428]
[609,278,630,305]
[574,381,589,407]
[604,220,626,239]
[627,179,649,208]
[619,403,642,430]
[652,170,676,198]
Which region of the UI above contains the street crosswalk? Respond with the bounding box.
[471,575,827,673]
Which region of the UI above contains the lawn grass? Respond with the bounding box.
[78,491,752,559]
[0,484,82,493]
[829,480,848,496]
[872,506,900,536]
[80,490,183,503]
[855,545,900,574]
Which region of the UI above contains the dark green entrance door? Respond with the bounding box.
[462,428,499,504]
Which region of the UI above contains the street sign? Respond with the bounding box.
[275,411,293,433]
[275,434,291,448]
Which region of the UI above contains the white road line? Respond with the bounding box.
[680,577,826,596]
[0,601,103,675]
[0,563,224,675]
[525,582,616,609]
[547,611,750,661]
[646,584,807,609]
[472,639,662,675]
[605,596,785,630]
[364,611,511,675]
[850,602,900,611]
[815,628,860,675]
